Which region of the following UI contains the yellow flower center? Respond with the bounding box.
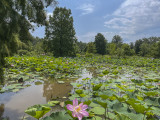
[76,106,81,112]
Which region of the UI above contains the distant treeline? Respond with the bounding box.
[17,34,160,59]
[78,35,160,58]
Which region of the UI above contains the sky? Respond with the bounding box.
[31,0,160,43]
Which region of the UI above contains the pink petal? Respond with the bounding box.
[73,98,78,106]
[81,105,88,110]
[79,103,83,107]
[77,113,83,120]
[80,110,89,117]
[72,111,77,117]
[66,104,74,111]
[75,105,80,110]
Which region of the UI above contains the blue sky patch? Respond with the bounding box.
[31,0,160,43]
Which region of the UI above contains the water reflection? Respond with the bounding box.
[0,79,74,119]
[86,67,98,77]
[0,104,4,118]
[0,68,4,85]
[0,69,94,119]
[0,104,9,120]
[43,81,72,101]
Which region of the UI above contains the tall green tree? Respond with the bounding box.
[0,0,57,82]
[77,41,87,53]
[121,43,133,56]
[111,35,123,47]
[45,7,76,57]
[130,42,134,49]
[157,41,160,58]
[139,43,150,57]
[94,33,107,55]
[86,42,97,54]
[107,43,117,55]
[135,39,143,54]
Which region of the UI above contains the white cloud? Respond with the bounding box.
[78,32,97,42]
[77,4,94,15]
[78,32,116,43]
[46,12,53,20]
[104,0,160,41]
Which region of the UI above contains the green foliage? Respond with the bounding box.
[45,7,76,57]
[107,43,117,55]
[42,111,72,120]
[25,104,51,119]
[139,43,150,57]
[93,84,102,91]
[112,35,123,47]
[114,114,131,120]
[102,69,109,75]
[135,37,160,57]
[85,53,94,57]
[87,42,97,54]
[89,107,105,115]
[121,44,133,56]
[0,0,57,81]
[47,101,60,107]
[135,39,143,54]
[76,41,87,53]
[1,55,160,120]
[75,89,83,94]
[18,49,30,56]
[94,33,107,55]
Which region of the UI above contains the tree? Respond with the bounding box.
[139,43,150,57]
[112,35,123,47]
[94,33,107,55]
[0,0,57,82]
[121,43,133,56]
[135,39,143,54]
[157,41,160,58]
[77,41,87,53]
[45,7,76,57]
[86,42,96,54]
[151,41,160,58]
[107,43,117,55]
[130,42,134,49]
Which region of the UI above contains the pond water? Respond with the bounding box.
[0,69,92,120]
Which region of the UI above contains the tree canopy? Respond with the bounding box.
[112,35,123,47]
[0,0,57,81]
[45,7,76,57]
[94,33,107,55]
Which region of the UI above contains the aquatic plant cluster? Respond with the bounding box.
[0,55,160,120]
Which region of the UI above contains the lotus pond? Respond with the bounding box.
[0,55,160,120]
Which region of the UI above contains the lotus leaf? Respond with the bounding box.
[42,111,72,120]
[47,101,60,107]
[25,104,51,119]
[89,107,105,115]
[114,114,131,120]
[93,84,102,91]
[75,89,83,94]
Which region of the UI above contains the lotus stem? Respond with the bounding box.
[105,108,107,120]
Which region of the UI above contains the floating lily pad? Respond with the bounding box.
[25,104,51,119]
[57,81,65,84]
[35,81,43,85]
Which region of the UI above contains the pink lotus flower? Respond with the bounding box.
[66,98,89,120]
[11,64,14,67]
